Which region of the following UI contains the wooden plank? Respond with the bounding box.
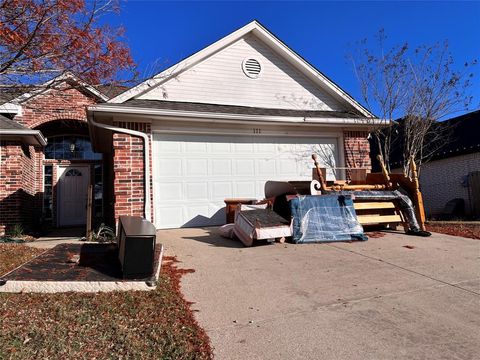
[357,214,402,225]
[354,202,395,210]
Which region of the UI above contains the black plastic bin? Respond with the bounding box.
[117,216,156,279]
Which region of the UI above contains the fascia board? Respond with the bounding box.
[0,129,47,146]
[88,104,383,127]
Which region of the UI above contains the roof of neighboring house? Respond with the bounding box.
[374,110,480,171]
[0,83,127,105]
[93,85,128,99]
[97,99,366,119]
[433,110,480,158]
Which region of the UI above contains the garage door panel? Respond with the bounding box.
[235,181,256,198]
[210,142,231,152]
[153,134,340,229]
[256,159,275,175]
[210,159,232,176]
[157,182,183,201]
[234,159,255,176]
[185,183,208,200]
[210,181,233,199]
[157,159,182,177]
[185,158,208,176]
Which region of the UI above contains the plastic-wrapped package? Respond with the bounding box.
[290,195,367,243]
[331,190,421,232]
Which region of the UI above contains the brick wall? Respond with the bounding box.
[112,122,152,225]
[1,83,103,233]
[13,83,96,129]
[420,152,480,216]
[343,131,371,178]
[0,141,37,235]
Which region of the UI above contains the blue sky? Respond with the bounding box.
[106,1,480,115]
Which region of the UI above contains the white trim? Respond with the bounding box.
[108,21,373,118]
[88,104,380,127]
[0,129,47,146]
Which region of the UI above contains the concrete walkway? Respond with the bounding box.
[158,228,480,360]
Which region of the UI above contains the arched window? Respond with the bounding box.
[65,169,82,177]
[45,136,102,160]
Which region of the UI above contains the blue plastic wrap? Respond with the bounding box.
[290,195,367,243]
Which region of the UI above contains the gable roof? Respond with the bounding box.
[0,73,130,112]
[109,20,373,118]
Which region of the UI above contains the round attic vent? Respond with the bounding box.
[242,58,262,78]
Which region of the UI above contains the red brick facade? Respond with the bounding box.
[15,83,96,129]
[0,84,103,235]
[112,122,152,225]
[0,141,37,235]
[343,131,372,177]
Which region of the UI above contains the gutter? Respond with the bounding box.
[0,129,47,146]
[89,104,385,126]
[87,112,152,223]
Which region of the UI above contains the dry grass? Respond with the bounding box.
[0,244,212,359]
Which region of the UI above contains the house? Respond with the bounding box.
[376,110,480,218]
[415,111,480,217]
[1,20,377,234]
[0,77,124,235]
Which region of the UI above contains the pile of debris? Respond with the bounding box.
[221,154,431,247]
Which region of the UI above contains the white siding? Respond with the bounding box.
[139,34,343,111]
[420,152,480,216]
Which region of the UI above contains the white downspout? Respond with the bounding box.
[88,114,152,222]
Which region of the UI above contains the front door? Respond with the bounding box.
[57,165,90,226]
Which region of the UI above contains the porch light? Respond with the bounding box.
[70,142,75,152]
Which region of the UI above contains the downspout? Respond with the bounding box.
[88,113,152,222]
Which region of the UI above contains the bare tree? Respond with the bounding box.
[350,30,476,174]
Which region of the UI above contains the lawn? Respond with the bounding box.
[0,244,212,360]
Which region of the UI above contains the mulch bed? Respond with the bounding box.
[426,223,480,240]
[0,244,213,359]
[3,243,160,282]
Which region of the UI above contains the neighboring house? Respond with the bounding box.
[0,76,125,235]
[1,20,376,234]
[88,20,376,230]
[382,110,480,218]
[417,111,480,217]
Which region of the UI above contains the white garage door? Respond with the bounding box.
[153,133,340,229]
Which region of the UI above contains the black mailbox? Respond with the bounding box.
[117,216,156,279]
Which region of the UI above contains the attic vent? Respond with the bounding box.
[242,58,262,78]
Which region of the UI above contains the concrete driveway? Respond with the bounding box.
[158,229,480,360]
